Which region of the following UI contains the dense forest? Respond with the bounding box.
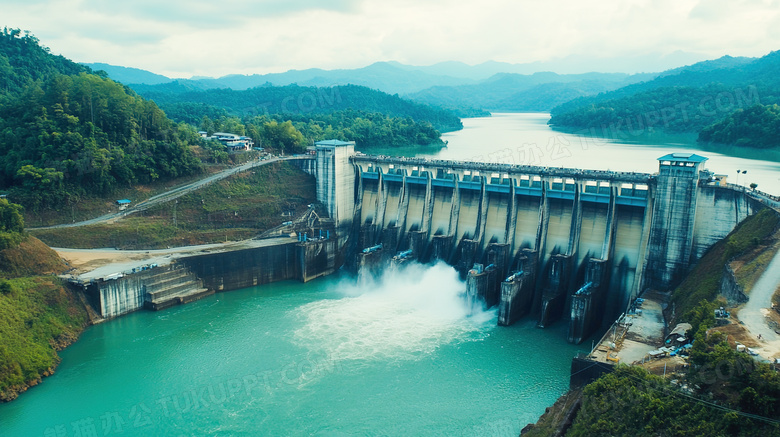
[0,29,204,210]
[0,28,90,100]
[699,104,780,149]
[131,82,463,133]
[0,29,461,215]
[196,109,445,155]
[548,52,780,148]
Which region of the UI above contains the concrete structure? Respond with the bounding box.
[304,148,766,342]
[645,153,708,287]
[81,263,211,319]
[315,140,356,239]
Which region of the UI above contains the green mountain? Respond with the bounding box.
[547,53,779,143]
[0,28,90,100]
[131,82,464,133]
[0,30,202,210]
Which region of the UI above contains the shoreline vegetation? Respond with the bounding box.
[549,124,780,163]
[0,199,92,402]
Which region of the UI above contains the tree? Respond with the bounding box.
[0,198,24,233]
[750,182,758,191]
[261,120,305,154]
[0,198,24,249]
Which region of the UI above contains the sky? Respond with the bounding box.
[3,0,780,78]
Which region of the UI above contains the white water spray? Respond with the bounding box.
[293,262,496,361]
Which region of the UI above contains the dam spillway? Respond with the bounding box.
[312,142,765,343]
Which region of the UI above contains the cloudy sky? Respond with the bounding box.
[4,0,780,78]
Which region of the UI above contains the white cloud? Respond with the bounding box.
[2,0,780,77]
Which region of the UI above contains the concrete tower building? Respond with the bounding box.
[645,153,708,289]
[315,140,356,235]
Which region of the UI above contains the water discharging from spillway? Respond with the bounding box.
[295,262,495,362]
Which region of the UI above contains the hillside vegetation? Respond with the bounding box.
[132,82,464,134]
[0,199,89,402]
[0,28,89,100]
[0,29,204,215]
[699,104,780,149]
[671,208,780,319]
[31,161,316,249]
[548,52,780,150]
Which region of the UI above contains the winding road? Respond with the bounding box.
[738,251,780,341]
[29,155,308,230]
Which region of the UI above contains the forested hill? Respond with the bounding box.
[547,52,780,144]
[0,28,90,99]
[698,103,780,149]
[130,82,463,133]
[0,30,202,211]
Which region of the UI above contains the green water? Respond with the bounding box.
[0,263,586,436]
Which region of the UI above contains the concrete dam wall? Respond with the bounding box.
[84,263,211,319]
[309,148,766,344]
[77,234,338,320]
[74,144,765,343]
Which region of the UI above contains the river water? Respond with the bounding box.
[2,113,778,436]
[423,113,779,196]
[0,264,583,436]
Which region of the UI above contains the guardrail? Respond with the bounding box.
[352,154,655,184]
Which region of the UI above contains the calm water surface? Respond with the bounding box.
[409,113,780,195]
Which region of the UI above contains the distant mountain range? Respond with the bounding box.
[547,51,780,144]
[84,59,688,115]
[85,50,779,148]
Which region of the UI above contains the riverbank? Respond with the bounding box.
[0,237,91,402]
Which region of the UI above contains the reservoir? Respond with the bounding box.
[2,112,778,436]
[427,113,780,196]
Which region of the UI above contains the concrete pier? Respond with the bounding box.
[568,259,609,344]
[357,244,384,279]
[537,254,571,328]
[497,249,538,326]
[466,263,500,314]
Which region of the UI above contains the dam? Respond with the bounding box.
[314,141,765,343]
[71,140,767,345]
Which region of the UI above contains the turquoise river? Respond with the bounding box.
[0,264,584,436]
